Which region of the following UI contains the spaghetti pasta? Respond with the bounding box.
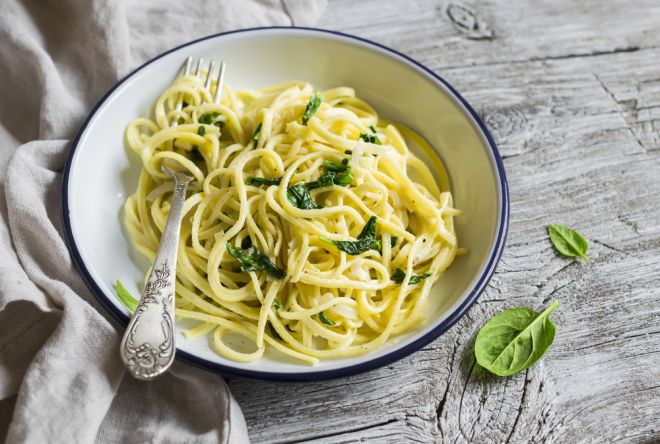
[123,74,461,364]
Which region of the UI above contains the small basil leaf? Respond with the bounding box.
[302,92,322,125]
[547,224,588,260]
[475,301,559,377]
[272,299,283,310]
[197,125,205,136]
[245,177,282,186]
[252,122,262,145]
[114,280,138,312]
[390,236,398,247]
[199,112,220,124]
[226,244,286,279]
[287,182,323,210]
[391,268,431,285]
[321,216,381,255]
[319,311,336,326]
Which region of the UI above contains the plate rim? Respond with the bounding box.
[61,26,509,382]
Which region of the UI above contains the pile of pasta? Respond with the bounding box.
[123,74,460,364]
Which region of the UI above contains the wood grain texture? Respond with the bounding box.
[227,1,660,442]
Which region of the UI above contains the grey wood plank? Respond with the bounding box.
[228,1,660,442]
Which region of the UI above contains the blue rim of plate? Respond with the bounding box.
[61,26,509,382]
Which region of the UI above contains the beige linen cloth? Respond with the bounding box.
[0,0,326,442]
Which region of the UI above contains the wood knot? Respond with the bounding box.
[445,2,494,40]
[481,106,533,157]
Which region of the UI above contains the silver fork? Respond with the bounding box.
[119,57,225,380]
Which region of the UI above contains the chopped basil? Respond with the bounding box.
[344,149,353,155]
[199,112,220,125]
[319,311,336,326]
[245,177,282,186]
[272,299,283,310]
[302,92,322,125]
[391,268,431,285]
[391,236,398,247]
[252,122,262,145]
[226,243,286,279]
[197,125,205,136]
[307,158,353,190]
[287,182,323,210]
[359,125,382,145]
[321,216,381,255]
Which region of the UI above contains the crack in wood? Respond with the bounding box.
[276,418,401,443]
[505,370,530,444]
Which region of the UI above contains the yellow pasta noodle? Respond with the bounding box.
[123,73,460,364]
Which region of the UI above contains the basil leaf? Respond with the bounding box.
[307,159,353,190]
[302,92,322,125]
[359,125,382,145]
[272,299,283,310]
[197,125,205,136]
[390,236,398,247]
[547,224,588,261]
[226,244,286,279]
[114,280,138,312]
[321,216,381,255]
[199,112,220,125]
[287,182,323,210]
[391,268,431,285]
[319,311,336,326]
[245,177,282,186]
[252,122,262,145]
[475,301,559,377]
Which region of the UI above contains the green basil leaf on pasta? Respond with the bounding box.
[302,92,322,125]
[199,112,220,125]
[390,236,398,247]
[252,122,262,145]
[287,182,323,209]
[321,216,381,255]
[114,280,138,312]
[226,244,286,279]
[245,177,282,186]
[197,125,205,136]
[391,268,431,285]
[319,311,336,326]
[272,299,283,310]
[307,158,353,189]
[475,301,559,377]
[547,224,588,260]
[359,125,382,145]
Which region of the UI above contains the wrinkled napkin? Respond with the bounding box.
[0,1,326,442]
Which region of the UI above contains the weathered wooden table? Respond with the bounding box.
[228,1,660,442]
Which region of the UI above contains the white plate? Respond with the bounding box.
[62,27,509,381]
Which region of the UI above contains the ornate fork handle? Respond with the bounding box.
[120,168,192,380]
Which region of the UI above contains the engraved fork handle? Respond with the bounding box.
[120,170,192,380]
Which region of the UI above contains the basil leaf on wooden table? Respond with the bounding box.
[547,224,588,260]
[475,301,559,377]
[226,243,286,279]
[114,280,138,312]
